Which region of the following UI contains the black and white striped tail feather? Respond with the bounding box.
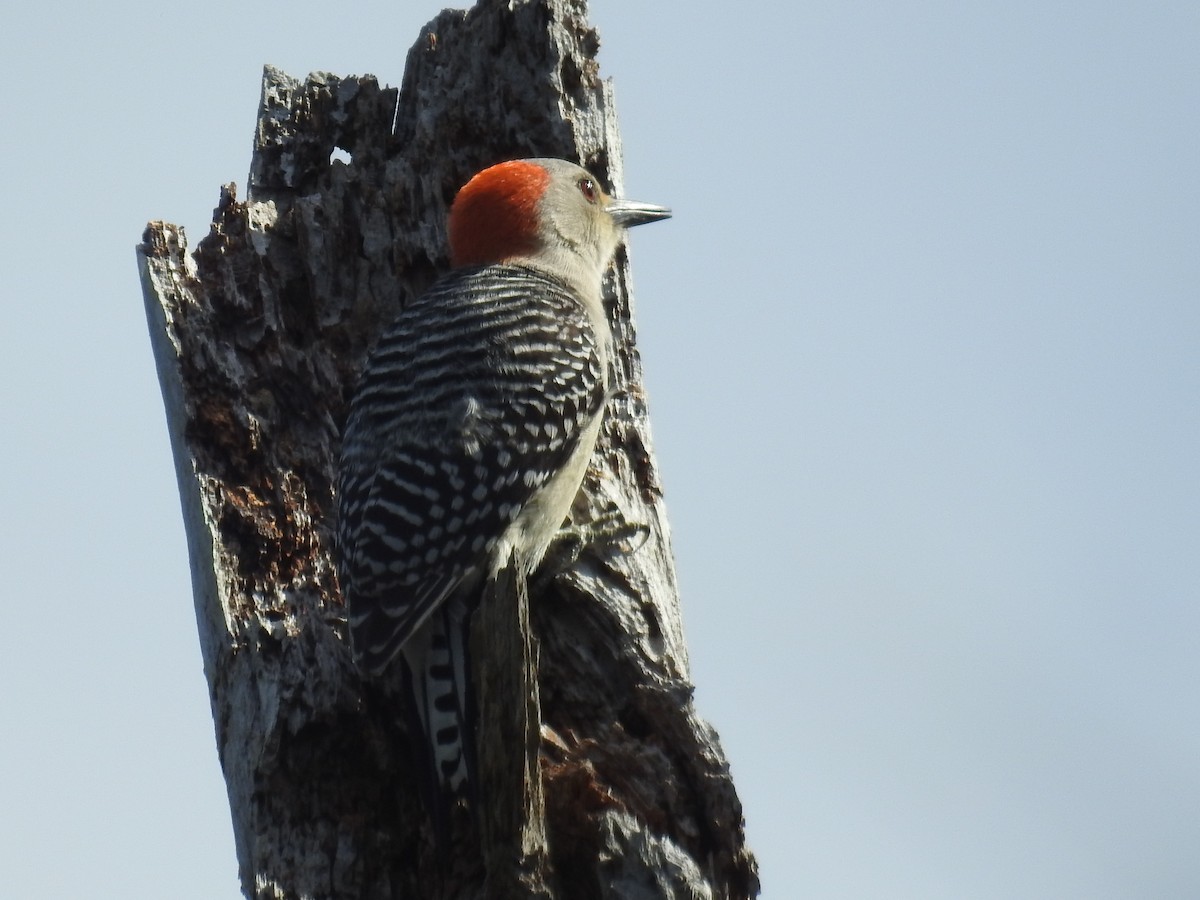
[397,591,479,846]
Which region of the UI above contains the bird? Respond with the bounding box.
[335,157,670,836]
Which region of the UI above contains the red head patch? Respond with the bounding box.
[448,160,551,267]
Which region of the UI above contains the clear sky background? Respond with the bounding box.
[2,1,1197,897]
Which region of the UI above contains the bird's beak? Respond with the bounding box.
[606,198,672,228]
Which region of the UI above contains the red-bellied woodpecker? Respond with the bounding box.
[335,158,670,832]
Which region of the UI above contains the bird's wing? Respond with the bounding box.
[337,265,606,674]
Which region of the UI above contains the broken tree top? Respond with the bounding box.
[138,2,757,897]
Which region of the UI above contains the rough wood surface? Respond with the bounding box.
[137,1,758,897]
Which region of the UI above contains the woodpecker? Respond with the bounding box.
[336,158,670,832]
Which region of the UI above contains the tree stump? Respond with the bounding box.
[137,1,758,897]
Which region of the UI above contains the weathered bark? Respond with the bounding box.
[137,1,758,897]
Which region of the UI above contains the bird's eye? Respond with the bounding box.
[577,178,598,203]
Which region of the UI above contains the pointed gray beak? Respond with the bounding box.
[606,198,672,228]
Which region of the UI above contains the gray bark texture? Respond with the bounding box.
[137,1,759,897]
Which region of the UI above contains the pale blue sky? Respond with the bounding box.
[2,1,1197,897]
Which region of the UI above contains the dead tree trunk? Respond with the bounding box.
[137,1,758,897]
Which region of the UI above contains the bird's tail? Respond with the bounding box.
[400,593,478,845]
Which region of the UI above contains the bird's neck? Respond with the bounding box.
[515,247,610,336]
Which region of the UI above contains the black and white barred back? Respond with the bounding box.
[336,263,606,812]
